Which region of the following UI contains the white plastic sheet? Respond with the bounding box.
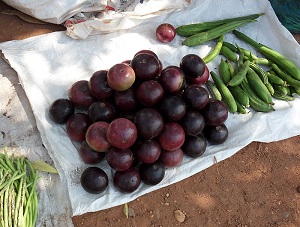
[0,0,300,217]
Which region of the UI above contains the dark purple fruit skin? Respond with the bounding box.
[180,109,205,136]
[106,118,138,149]
[139,162,165,185]
[106,147,133,171]
[159,148,184,168]
[88,100,116,123]
[66,113,91,142]
[114,87,139,112]
[201,98,228,126]
[134,50,158,59]
[89,70,114,99]
[181,135,207,158]
[78,141,105,164]
[131,53,160,80]
[49,98,74,124]
[160,66,184,93]
[160,95,186,122]
[136,80,164,107]
[80,167,108,194]
[203,124,228,145]
[136,140,161,164]
[113,168,141,193]
[180,54,205,78]
[182,84,209,111]
[134,108,164,140]
[68,80,96,109]
[157,122,185,151]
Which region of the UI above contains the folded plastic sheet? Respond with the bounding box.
[0,0,299,216]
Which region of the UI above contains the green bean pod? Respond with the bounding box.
[271,63,300,88]
[203,34,224,63]
[219,58,231,84]
[246,68,273,104]
[227,60,250,86]
[220,46,238,62]
[206,80,222,101]
[210,71,237,113]
[228,86,250,107]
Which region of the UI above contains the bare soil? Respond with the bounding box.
[1,1,300,226]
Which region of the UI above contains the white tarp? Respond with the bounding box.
[0,0,300,218]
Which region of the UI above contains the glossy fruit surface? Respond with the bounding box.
[107,63,135,91]
[85,121,111,152]
[88,100,117,123]
[89,70,114,99]
[180,109,205,135]
[182,84,209,110]
[78,141,105,164]
[136,80,164,107]
[157,122,185,151]
[68,80,96,109]
[49,98,74,124]
[80,167,108,194]
[181,135,207,158]
[139,162,165,185]
[203,124,229,144]
[180,54,206,78]
[159,148,184,168]
[201,98,228,126]
[156,23,176,43]
[131,53,160,80]
[160,66,184,93]
[66,113,91,142]
[106,118,137,149]
[113,168,141,193]
[136,140,161,164]
[106,147,133,171]
[134,108,164,139]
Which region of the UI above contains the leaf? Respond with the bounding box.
[123,203,129,219]
[32,160,58,174]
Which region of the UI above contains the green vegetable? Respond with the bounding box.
[249,62,268,84]
[233,29,300,80]
[182,19,256,47]
[206,80,222,101]
[176,13,263,37]
[246,68,273,104]
[273,84,288,96]
[266,72,286,85]
[222,41,238,52]
[226,59,235,78]
[272,91,295,101]
[236,100,248,114]
[203,34,224,63]
[240,80,274,112]
[220,46,238,62]
[227,60,250,87]
[218,58,231,84]
[265,82,275,95]
[210,71,237,113]
[228,86,250,107]
[270,63,300,88]
[0,148,39,227]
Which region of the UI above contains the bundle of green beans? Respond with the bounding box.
[206,31,300,114]
[0,146,60,227]
[0,149,38,227]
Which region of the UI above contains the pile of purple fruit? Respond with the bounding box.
[48,50,229,194]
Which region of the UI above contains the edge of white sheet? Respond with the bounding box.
[0,0,300,216]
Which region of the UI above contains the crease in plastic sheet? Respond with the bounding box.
[0,0,300,216]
